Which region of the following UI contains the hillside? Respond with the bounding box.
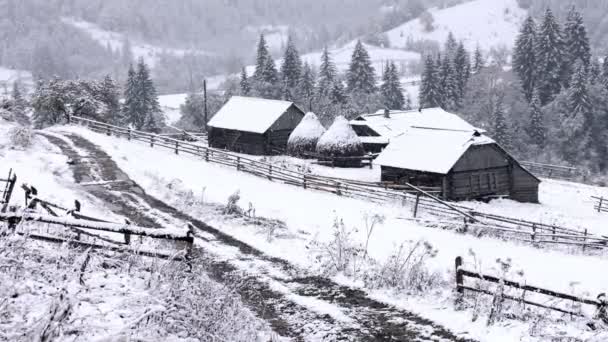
[386,0,527,52]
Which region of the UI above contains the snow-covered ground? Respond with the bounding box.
[53,124,608,341]
[61,17,210,67]
[386,0,526,52]
[158,93,187,124]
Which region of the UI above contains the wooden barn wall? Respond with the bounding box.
[380,166,444,188]
[452,144,509,172]
[265,129,293,150]
[510,163,540,203]
[270,105,304,131]
[208,128,266,155]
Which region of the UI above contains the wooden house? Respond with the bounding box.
[208,96,305,155]
[374,128,540,203]
[350,108,480,154]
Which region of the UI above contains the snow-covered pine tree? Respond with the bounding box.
[97,75,121,125]
[317,47,337,97]
[346,40,377,95]
[297,62,315,111]
[240,67,250,96]
[602,55,608,91]
[492,94,512,150]
[472,45,485,73]
[563,5,591,82]
[439,54,458,110]
[444,32,458,59]
[380,61,405,110]
[122,64,140,128]
[453,42,471,105]
[513,16,537,102]
[280,36,302,89]
[179,92,205,129]
[329,80,347,105]
[419,54,442,109]
[567,60,592,135]
[528,88,545,147]
[535,8,565,105]
[10,81,28,124]
[588,58,601,85]
[253,34,270,82]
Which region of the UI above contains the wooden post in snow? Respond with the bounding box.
[150,135,154,148]
[598,197,604,213]
[413,193,421,218]
[455,256,464,294]
[203,79,208,132]
[127,128,132,141]
[175,141,179,154]
[583,229,588,252]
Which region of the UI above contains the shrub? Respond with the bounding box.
[9,125,33,149]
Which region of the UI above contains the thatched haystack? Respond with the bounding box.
[316,116,365,167]
[287,112,326,157]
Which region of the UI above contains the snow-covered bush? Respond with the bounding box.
[287,112,326,157]
[9,125,33,149]
[309,217,364,277]
[224,190,242,215]
[316,116,364,166]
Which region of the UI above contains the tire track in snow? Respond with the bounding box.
[40,131,476,342]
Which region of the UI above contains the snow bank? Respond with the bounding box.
[316,116,364,157]
[287,112,326,156]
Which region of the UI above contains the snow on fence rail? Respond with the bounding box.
[520,161,579,181]
[592,196,608,214]
[455,256,606,319]
[68,116,608,252]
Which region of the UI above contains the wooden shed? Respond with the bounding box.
[374,128,540,203]
[208,96,305,155]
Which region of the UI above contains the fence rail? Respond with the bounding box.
[0,168,17,211]
[592,196,608,213]
[68,116,608,252]
[455,256,604,317]
[521,161,579,181]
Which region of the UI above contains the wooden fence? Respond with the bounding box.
[521,161,579,181]
[455,256,604,318]
[0,169,17,211]
[592,196,608,214]
[68,116,608,252]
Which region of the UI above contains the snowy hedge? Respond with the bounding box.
[316,116,364,158]
[287,112,326,156]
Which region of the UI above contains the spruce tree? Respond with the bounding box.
[472,45,485,73]
[280,36,302,89]
[535,8,565,105]
[562,61,592,162]
[240,67,250,95]
[563,6,591,76]
[419,54,442,109]
[492,94,512,150]
[602,54,608,91]
[123,58,164,131]
[453,42,471,104]
[346,40,377,94]
[122,64,140,128]
[98,75,121,125]
[568,61,592,130]
[513,16,537,102]
[317,47,337,97]
[253,34,271,82]
[439,54,457,110]
[588,58,601,85]
[298,62,315,110]
[528,88,545,147]
[444,32,458,59]
[381,61,405,110]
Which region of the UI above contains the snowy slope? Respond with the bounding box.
[386,0,527,52]
[158,93,187,124]
[61,17,210,67]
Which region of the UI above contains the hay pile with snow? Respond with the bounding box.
[316,116,364,157]
[287,112,326,156]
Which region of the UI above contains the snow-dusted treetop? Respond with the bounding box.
[208,96,295,134]
[316,116,364,156]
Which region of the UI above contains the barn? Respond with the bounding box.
[350,108,480,154]
[374,128,540,203]
[208,96,305,155]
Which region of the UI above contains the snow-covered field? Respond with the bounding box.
[52,124,608,341]
[386,0,526,52]
[61,17,210,67]
[158,93,187,124]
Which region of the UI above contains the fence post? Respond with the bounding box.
[175,141,179,154]
[368,157,373,170]
[150,135,154,148]
[531,224,536,242]
[236,157,241,171]
[106,126,111,136]
[128,128,132,141]
[455,256,464,294]
[124,232,131,245]
[598,197,604,213]
[413,193,421,218]
[552,226,556,241]
[205,149,209,162]
[268,165,273,180]
[336,182,341,196]
[303,175,307,189]
[583,229,588,252]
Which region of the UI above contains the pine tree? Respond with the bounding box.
[253,34,271,82]
[240,67,250,95]
[298,62,315,110]
[513,16,537,102]
[492,94,512,150]
[122,64,140,128]
[346,40,377,94]
[98,75,121,125]
[329,80,347,104]
[602,54,608,91]
[535,8,565,105]
[563,6,591,78]
[453,42,471,104]
[123,59,164,131]
[568,61,592,130]
[381,61,405,110]
[180,92,205,129]
[528,88,545,147]
[561,61,592,162]
[10,81,28,125]
[439,54,457,110]
[444,32,458,59]
[317,47,337,97]
[588,58,601,85]
[280,36,302,89]
[419,54,442,109]
[472,45,485,73]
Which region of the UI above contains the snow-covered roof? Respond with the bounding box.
[351,108,482,143]
[288,112,326,144]
[208,96,296,134]
[374,128,495,174]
